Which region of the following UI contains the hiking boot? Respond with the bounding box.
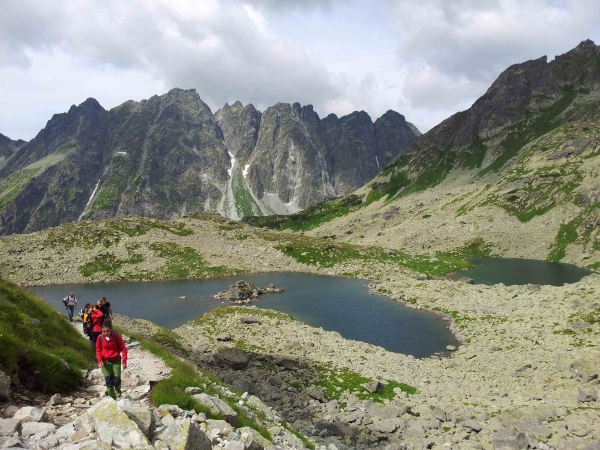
[106,387,116,400]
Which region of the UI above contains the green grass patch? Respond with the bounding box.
[437,237,495,259]
[0,280,95,393]
[317,366,417,402]
[400,149,456,198]
[243,194,363,232]
[0,168,40,213]
[149,242,232,279]
[232,170,263,218]
[79,251,144,278]
[273,234,471,276]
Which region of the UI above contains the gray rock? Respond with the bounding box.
[12,406,47,424]
[463,419,482,432]
[573,358,599,382]
[157,418,211,450]
[192,393,238,426]
[446,345,456,351]
[492,431,528,449]
[304,386,328,403]
[29,318,40,325]
[273,356,299,370]
[362,381,383,393]
[225,440,245,450]
[20,421,56,437]
[86,398,151,448]
[343,413,358,423]
[578,386,598,402]
[213,349,252,370]
[2,436,27,448]
[377,418,397,433]
[432,408,447,422]
[46,394,61,407]
[0,419,20,435]
[314,421,356,439]
[459,277,475,284]
[157,404,183,417]
[0,372,10,401]
[238,426,276,450]
[184,387,203,395]
[205,419,234,437]
[1,406,18,419]
[240,317,261,324]
[122,405,154,438]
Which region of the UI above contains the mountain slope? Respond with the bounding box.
[250,40,600,268]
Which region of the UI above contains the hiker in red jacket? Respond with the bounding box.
[95,320,128,399]
[90,305,104,345]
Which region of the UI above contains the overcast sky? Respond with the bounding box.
[1,0,599,141]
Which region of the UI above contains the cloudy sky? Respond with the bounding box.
[1,0,599,141]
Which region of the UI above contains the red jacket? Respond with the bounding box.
[91,309,104,332]
[95,331,128,365]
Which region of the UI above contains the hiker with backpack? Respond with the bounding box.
[95,320,127,399]
[62,292,78,323]
[79,303,93,346]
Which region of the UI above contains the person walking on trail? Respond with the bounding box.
[95,320,127,399]
[90,304,104,345]
[99,297,114,320]
[63,292,77,323]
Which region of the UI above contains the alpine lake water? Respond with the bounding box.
[447,257,594,286]
[29,260,594,358]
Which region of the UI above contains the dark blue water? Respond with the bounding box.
[449,258,594,286]
[28,273,458,358]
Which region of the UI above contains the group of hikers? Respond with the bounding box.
[62,293,127,400]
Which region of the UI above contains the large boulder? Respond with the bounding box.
[0,418,20,436]
[492,431,529,449]
[273,356,299,370]
[213,349,252,370]
[192,393,238,426]
[86,398,152,448]
[12,406,47,423]
[156,418,211,450]
[122,405,155,438]
[21,421,56,437]
[0,371,10,401]
[304,386,328,403]
[573,358,599,382]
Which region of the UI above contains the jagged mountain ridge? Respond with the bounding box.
[0,92,418,234]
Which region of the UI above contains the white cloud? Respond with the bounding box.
[390,0,600,119]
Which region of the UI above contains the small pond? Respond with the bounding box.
[448,258,594,286]
[29,273,459,358]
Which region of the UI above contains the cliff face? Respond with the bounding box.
[0,91,417,233]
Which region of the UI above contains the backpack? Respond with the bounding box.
[98,331,124,353]
[81,311,92,336]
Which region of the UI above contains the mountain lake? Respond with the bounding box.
[447,258,594,286]
[30,272,459,358]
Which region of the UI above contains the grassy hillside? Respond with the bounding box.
[0,280,95,393]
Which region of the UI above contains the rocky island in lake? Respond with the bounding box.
[213,280,286,303]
